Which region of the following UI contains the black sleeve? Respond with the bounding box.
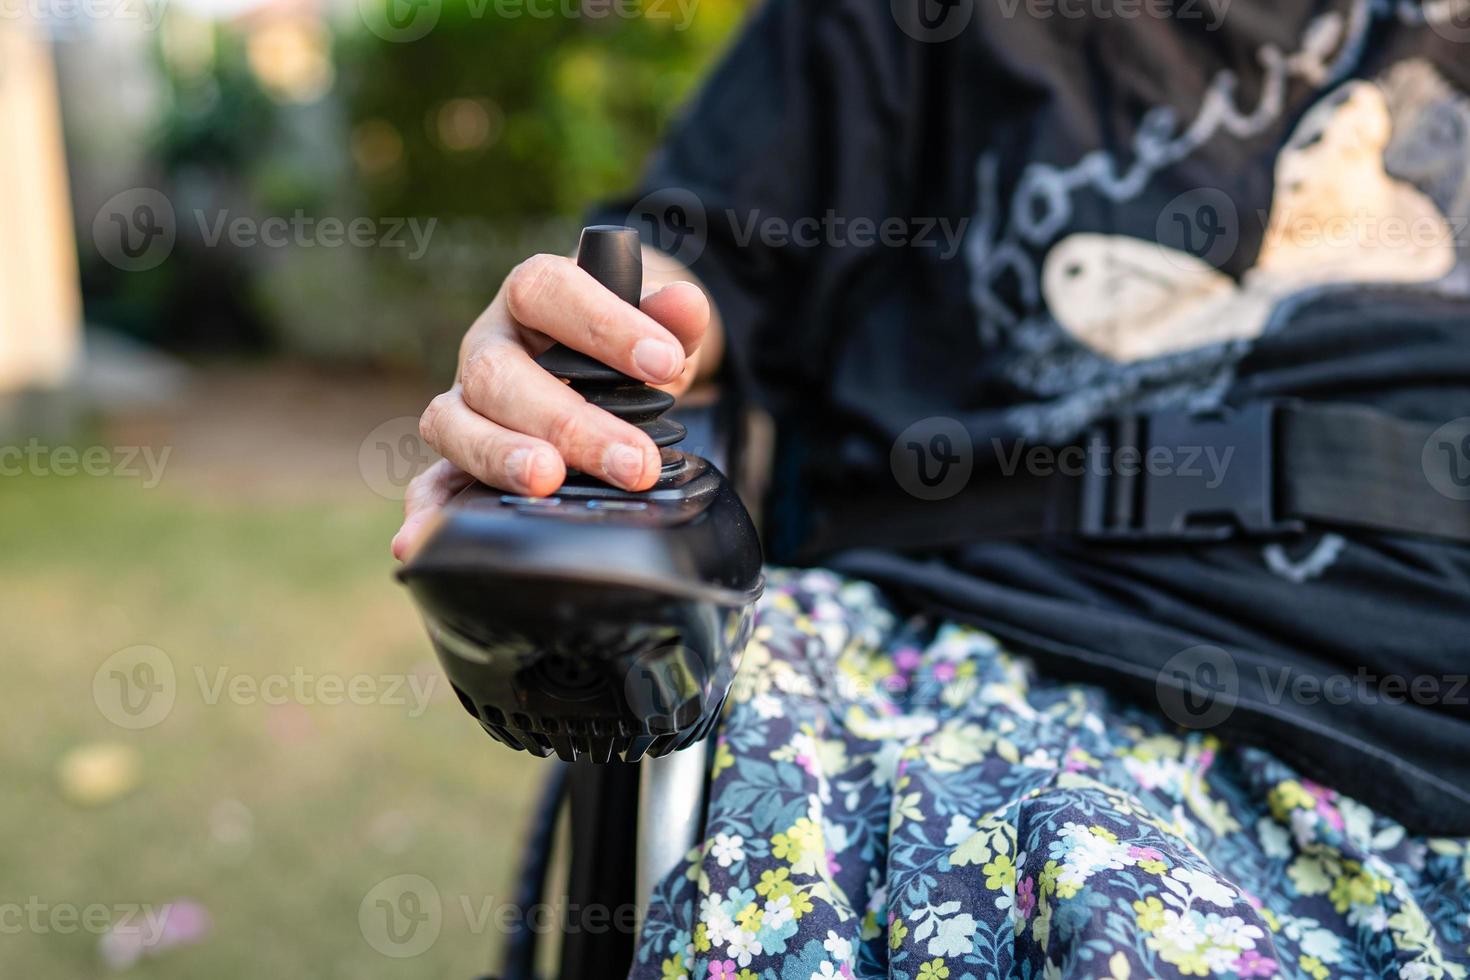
[593,0,919,410]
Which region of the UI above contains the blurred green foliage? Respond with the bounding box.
[94,0,749,371]
[339,0,747,218]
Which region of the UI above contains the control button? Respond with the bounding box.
[586,499,647,511]
[500,495,562,507]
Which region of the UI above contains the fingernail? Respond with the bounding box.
[504,448,534,489]
[528,447,560,488]
[603,443,646,487]
[632,338,680,383]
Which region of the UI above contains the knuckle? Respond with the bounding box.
[403,463,441,512]
[582,305,624,349]
[504,254,560,319]
[460,346,509,408]
[468,437,504,484]
[545,409,592,460]
[418,395,451,446]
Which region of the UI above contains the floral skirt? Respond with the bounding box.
[631,569,1470,980]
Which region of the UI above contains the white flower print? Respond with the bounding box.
[929,912,977,957]
[823,929,853,963]
[1256,816,1293,859]
[1169,866,1236,908]
[945,814,976,846]
[1157,910,1206,952]
[1204,915,1263,949]
[763,894,795,930]
[751,693,783,719]
[711,833,745,868]
[726,929,762,967]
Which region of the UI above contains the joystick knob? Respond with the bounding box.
[536,227,687,483]
[398,225,763,764]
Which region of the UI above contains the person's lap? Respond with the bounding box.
[631,569,1470,980]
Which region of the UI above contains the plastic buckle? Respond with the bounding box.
[1078,401,1305,542]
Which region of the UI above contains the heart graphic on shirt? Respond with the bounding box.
[1043,80,1458,363]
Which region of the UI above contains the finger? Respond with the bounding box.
[393,459,473,561]
[503,254,687,385]
[458,340,662,490]
[418,389,566,496]
[639,281,710,356]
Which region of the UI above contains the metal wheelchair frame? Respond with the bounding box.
[483,394,758,980]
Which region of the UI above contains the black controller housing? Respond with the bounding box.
[398,226,764,763]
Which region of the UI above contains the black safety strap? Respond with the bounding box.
[799,401,1470,559]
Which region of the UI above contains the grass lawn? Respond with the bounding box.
[0,467,544,977]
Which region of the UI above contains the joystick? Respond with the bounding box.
[398,226,764,764]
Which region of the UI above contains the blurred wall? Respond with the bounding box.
[0,23,83,391]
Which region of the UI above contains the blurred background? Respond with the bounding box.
[0,0,747,973]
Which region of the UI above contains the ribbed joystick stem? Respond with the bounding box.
[536,226,687,483]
